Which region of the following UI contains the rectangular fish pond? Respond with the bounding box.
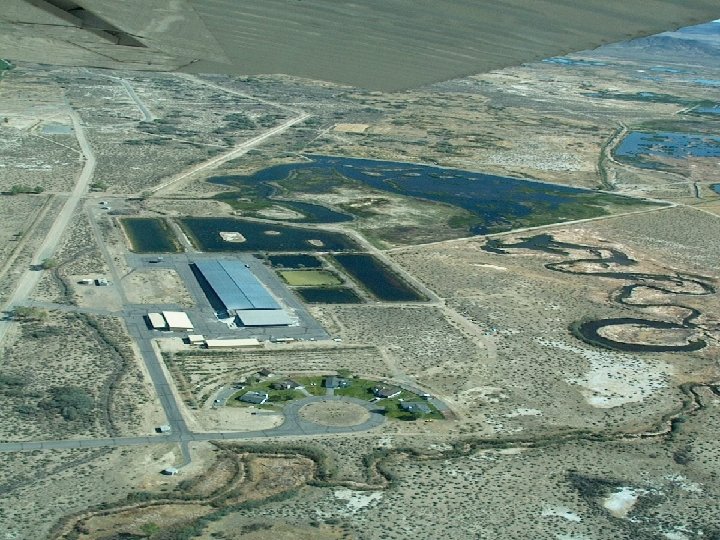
[178,217,360,252]
[332,253,427,302]
[265,254,323,268]
[120,218,181,253]
[294,287,364,304]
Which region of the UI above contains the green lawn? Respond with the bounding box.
[278,269,343,286]
[291,376,327,396]
[226,375,444,420]
[335,378,444,420]
[227,381,305,408]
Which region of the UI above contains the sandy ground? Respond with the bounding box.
[193,407,284,432]
[299,401,370,427]
[124,268,194,306]
[334,123,369,133]
[71,275,124,310]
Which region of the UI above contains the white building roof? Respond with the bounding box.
[205,338,261,348]
[148,312,167,329]
[235,310,292,327]
[162,311,193,330]
[187,334,205,344]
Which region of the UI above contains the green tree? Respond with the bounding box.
[39,386,94,421]
[40,258,57,269]
[13,306,47,321]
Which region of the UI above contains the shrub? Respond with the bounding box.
[38,386,94,421]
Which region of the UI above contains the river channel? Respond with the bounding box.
[484,234,714,352]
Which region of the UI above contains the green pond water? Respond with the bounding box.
[121,218,180,253]
[332,253,426,302]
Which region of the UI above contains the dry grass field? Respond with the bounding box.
[115,386,720,540]
[388,223,718,436]
[0,443,201,540]
[0,312,162,441]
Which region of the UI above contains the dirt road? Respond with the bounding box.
[0,109,95,345]
[147,111,310,197]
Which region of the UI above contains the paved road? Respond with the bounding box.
[0,396,386,453]
[0,108,95,346]
[148,111,310,196]
[89,70,154,122]
[118,78,154,121]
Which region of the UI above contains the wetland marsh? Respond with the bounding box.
[210,156,650,234]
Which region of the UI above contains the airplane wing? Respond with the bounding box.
[1,0,718,90]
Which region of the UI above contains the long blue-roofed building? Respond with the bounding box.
[192,260,291,326]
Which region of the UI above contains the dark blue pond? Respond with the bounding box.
[179,218,360,252]
[693,105,720,115]
[267,254,323,268]
[211,177,352,224]
[121,218,180,253]
[542,57,606,67]
[333,253,426,302]
[219,155,601,234]
[615,132,720,168]
[295,287,364,304]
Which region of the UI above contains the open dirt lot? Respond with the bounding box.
[124,268,194,306]
[299,401,370,427]
[0,312,164,441]
[193,407,284,432]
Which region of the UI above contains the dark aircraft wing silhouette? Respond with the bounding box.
[1,0,718,90]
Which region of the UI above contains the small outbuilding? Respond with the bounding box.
[271,379,301,390]
[186,334,205,345]
[162,311,194,332]
[324,376,350,389]
[239,391,269,405]
[205,338,260,349]
[400,402,432,415]
[156,424,172,433]
[372,386,401,399]
[161,467,178,476]
[148,312,167,330]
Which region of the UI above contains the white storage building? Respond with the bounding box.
[162,311,194,332]
[148,312,167,330]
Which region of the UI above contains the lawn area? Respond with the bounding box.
[335,378,443,420]
[227,381,305,408]
[278,269,343,286]
[291,375,328,396]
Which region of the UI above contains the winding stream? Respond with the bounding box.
[483,234,715,352]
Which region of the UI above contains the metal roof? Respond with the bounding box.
[161,311,194,330]
[194,260,280,311]
[147,312,166,329]
[235,310,292,327]
[205,338,261,348]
